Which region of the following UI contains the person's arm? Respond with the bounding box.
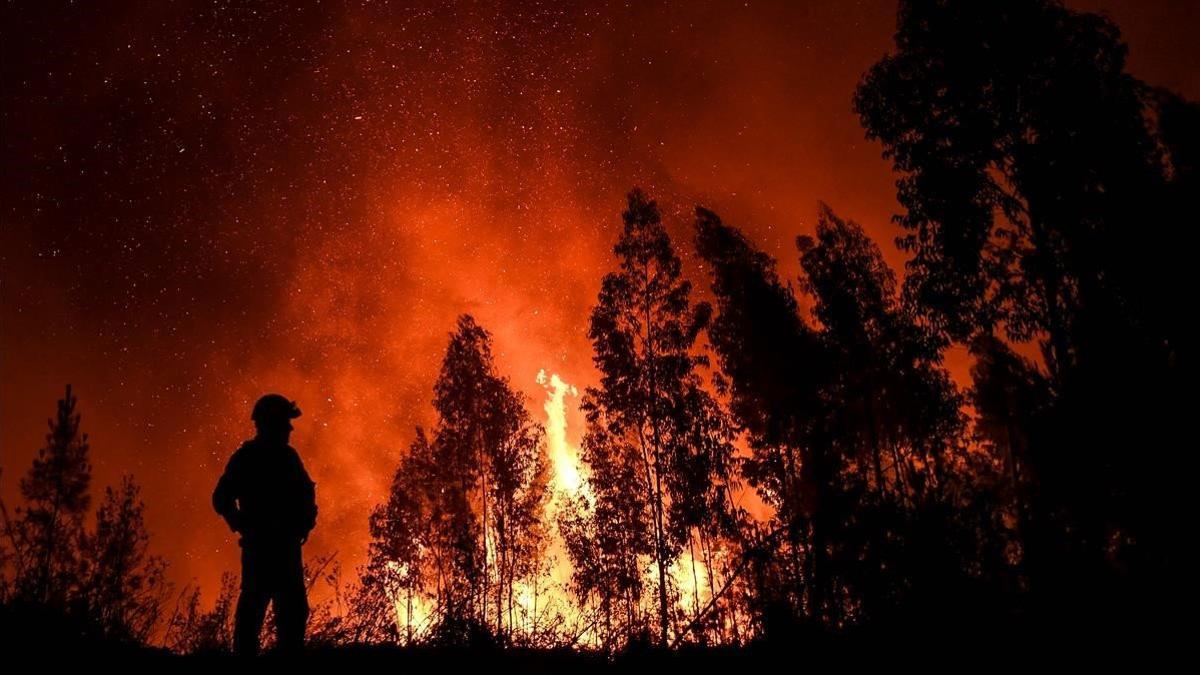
[293,450,317,543]
[212,451,244,533]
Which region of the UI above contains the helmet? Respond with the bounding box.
[251,394,302,424]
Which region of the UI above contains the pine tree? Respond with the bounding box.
[11,385,92,606]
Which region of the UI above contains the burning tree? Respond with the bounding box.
[566,189,736,647]
[558,414,653,648]
[358,315,549,645]
[354,430,435,643]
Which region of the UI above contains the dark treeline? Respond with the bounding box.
[853,0,1192,639]
[0,386,169,650]
[1,0,1193,656]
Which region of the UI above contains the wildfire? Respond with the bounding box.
[386,561,436,641]
[380,370,590,643]
[536,370,730,645]
[537,369,584,496]
[536,370,590,639]
[374,369,740,646]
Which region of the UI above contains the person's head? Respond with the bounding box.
[251,394,301,443]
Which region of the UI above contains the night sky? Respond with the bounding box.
[3,0,1197,602]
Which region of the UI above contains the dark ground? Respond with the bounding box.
[2,611,1185,669]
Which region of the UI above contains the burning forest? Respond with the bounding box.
[1,0,1195,662]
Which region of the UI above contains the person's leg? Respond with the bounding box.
[272,542,309,654]
[234,546,271,657]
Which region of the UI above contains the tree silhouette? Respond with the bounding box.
[559,417,653,649]
[83,475,169,643]
[798,206,975,625]
[356,429,435,644]
[694,206,827,631]
[856,0,1165,358]
[358,315,548,645]
[696,203,981,629]
[968,333,1051,586]
[0,386,173,651]
[797,206,965,504]
[666,384,743,644]
[8,385,92,606]
[854,0,1195,633]
[481,371,550,643]
[576,188,722,646]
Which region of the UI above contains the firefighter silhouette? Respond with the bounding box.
[213,394,317,656]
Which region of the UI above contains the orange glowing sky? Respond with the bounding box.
[3,0,1197,604]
